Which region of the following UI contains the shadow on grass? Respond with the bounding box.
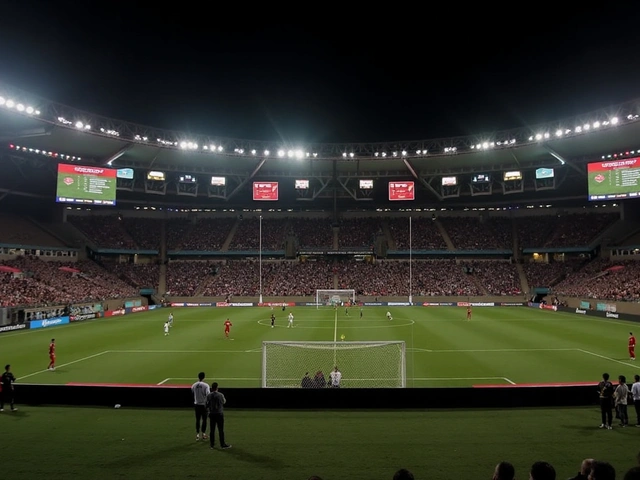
[103,442,198,468]
[219,446,285,470]
[1,409,28,420]
[561,424,600,433]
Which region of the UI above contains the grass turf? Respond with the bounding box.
[1,406,639,480]
[1,306,637,387]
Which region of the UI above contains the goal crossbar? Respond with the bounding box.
[262,340,406,388]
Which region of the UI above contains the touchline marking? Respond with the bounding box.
[576,348,637,369]
[109,350,259,354]
[17,351,110,380]
[503,377,516,385]
[416,348,576,353]
[163,377,263,381]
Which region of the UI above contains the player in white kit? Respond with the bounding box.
[288,312,294,328]
[164,322,170,335]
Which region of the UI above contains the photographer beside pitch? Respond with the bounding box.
[206,382,231,450]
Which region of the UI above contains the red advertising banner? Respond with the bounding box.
[104,309,125,317]
[389,181,415,201]
[253,182,279,201]
[587,158,639,172]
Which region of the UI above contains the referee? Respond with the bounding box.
[191,372,210,441]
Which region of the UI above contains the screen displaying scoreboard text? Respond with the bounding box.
[389,181,415,200]
[587,158,640,200]
[56,164,117,205]
[253,181,279,200]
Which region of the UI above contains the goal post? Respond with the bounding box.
[261,341,406,388]
[315,289,356,309]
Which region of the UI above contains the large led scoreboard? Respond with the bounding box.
[389,181,415,201]
[587,158,640,200]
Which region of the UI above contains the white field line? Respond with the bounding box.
[108,350,260,354]
[159,376,514,383]
[576,348,638,369]
[17,350,111,380]
[413,348,576,353]
[162,377,262,382]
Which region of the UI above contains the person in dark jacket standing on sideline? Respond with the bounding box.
[1,364,17,412]
[598,373,614,429]
[207,382,231,450]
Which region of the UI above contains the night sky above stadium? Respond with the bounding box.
[1,5,640,144]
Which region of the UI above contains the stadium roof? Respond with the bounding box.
[1,84,640,207]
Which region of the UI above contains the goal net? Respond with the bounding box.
[262,341,406,388]
[315,289,356,308]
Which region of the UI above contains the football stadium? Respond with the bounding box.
[2,80,640,480]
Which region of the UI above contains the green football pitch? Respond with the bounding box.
[1,306,638,387]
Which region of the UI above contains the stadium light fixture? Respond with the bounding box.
[295,150,304,159]
[277,149,285,157]
[251,149,256,155]
[611,117,619,124]
[264,150,270,156]
[100,128,120,137]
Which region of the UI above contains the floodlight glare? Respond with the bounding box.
[611,117,619,124]
[5,100,14,108]
[278,150,285,157]
[0,97,5,105]
[264,150,270,156]
[16,104,25,111]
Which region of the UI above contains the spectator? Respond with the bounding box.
[393,469,415,480]
[568,458,593,480]
[590,461,616,480]
[493,461,515,480]
[530,461,556,480]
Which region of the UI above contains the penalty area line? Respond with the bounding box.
[17,350,111,380]
[157,378,170,385]
[576,348,637,369]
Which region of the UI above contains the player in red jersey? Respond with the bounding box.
[629,332,636,360]
[467,306,472,321]
[224,319,232,338]
[48,338,56,370]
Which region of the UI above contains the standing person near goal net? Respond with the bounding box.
[262,341,406,388]
[329,367,342,388]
